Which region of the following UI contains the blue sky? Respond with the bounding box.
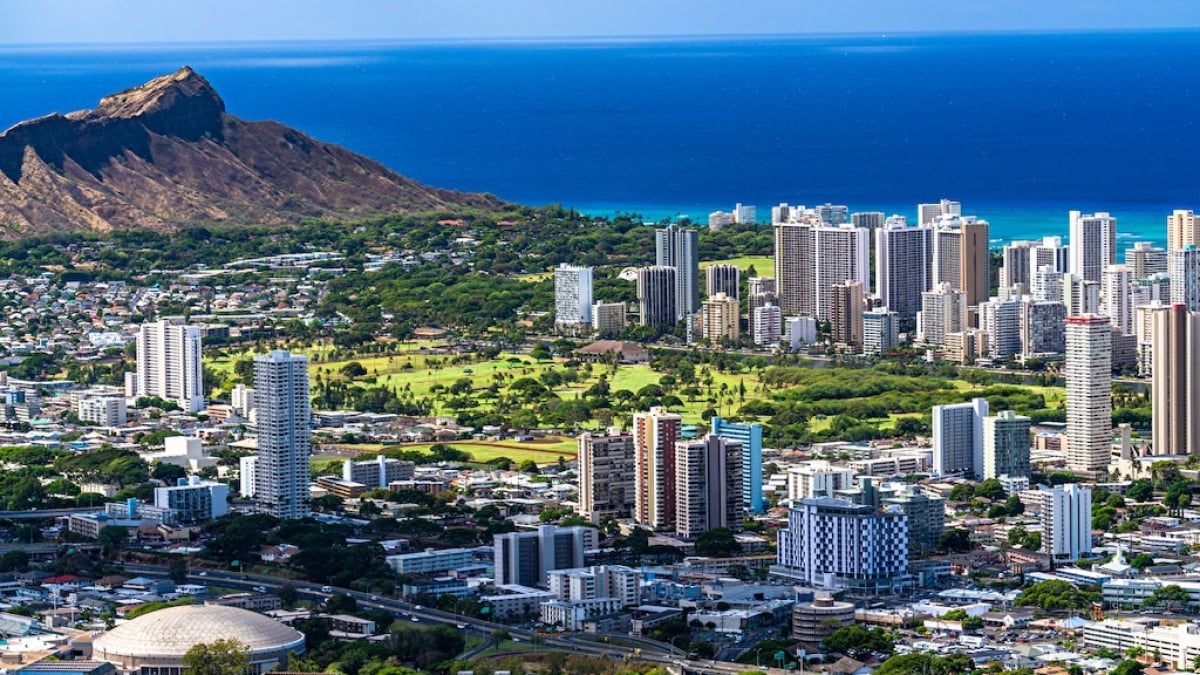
[2,0,1198,44]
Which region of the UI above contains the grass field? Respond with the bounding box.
[326,439,578,466]
[212,334,1070,445]
[700,255,773,276]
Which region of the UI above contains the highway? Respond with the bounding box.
[120,563,789,674]
[0,507,98,520]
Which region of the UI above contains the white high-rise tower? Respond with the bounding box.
[252,350,312,520]
[135,320,205,413]
[1069,210,1117,283]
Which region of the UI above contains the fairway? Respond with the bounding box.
[384,439,577,465]
[700,255,773,276]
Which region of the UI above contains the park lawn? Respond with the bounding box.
[393,439,578,465]
[809,412,923,435]
[951,378,1066,408]
[700,255,773,276]
[515,271,553,283]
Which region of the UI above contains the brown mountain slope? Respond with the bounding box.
[0,67,505,236]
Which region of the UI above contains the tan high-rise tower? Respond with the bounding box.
[1167,209,1198,251]
[1151,304,1200,456]
[1065,316,1112,472]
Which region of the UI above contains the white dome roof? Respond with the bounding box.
[93,605,304,658]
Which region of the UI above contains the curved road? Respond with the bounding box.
[121,563,784,674]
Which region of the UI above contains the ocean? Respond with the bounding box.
[2,31,1198,245]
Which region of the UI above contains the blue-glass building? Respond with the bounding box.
[711,416,763,513]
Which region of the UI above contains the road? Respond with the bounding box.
[121,563,782,674]
[0,507,98,520]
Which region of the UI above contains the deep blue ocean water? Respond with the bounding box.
[2,31,1199,245]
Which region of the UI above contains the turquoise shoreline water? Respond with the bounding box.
[574,202,1175,248]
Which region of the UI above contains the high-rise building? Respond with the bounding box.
[1101,265,1134,335]
[918,282,967,347]
[850,211,883,230]
[752,304,783,346]
[982,410,1031,479]
[135,320,205,413]
[1020,299,1067,357]
[1126,241,1168,277]
[748,276,779,322]
[1066,316,1112,472]
[712,416,764,513]
[554,264,593,328]
[881,485,945,557]
[816,203,850,224]
[675,434,743,538]
[774,222,816,315]
[829,280,865,349]
[633,407,682,530]
[636,266,677,328]
[494,524,592,587]
[1032,265,1065,303]
[1038,484,1093,561]
[931,215,990,308]
[862,310,900,356]
[231,384,255,417]
[1169,245,1200,312]
[705,264,740,299]
[577,432,636,520]
[814,224,870,321]
[1063,273,1101,317]
[917,199,961,225]
[1132,273,1172,309]
[978,297,1022,359]
[932,397,988,478]
[776,498,909,592]
[251,350,311,520]
[655,224,700,319]
[734,203,757,224]
[1167,209,1199,251]
[700,292,739,344]
[1033,236,1070,273]
[592,302,627,336]
[1150,304,1200,456]
[1001,240,1035,289]
[874,216,932,320]
[1069,210,1117,283]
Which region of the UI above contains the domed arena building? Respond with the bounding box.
[91,605,305,675]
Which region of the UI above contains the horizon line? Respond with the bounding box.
[1,26,1197,50]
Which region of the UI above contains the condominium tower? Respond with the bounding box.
[1167,209,1199,251]
[1151,304,1200,456]
[1069,210,1117,283]
[705,264,740,300]
[636,266,677,328]
[577,432,636,519]
[135,320,205,413]
[554,264,593,327]
[633,407,682,529]
[932,397,988,478]
[1065,316,1112,472]
[712,416,764,513]
[874,216,932,320]
[655,223,700,319]
[675,434,743,538]
[982,410,1032,479]
[252,350,312,519]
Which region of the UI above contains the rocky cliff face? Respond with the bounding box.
[0,68,504,236]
